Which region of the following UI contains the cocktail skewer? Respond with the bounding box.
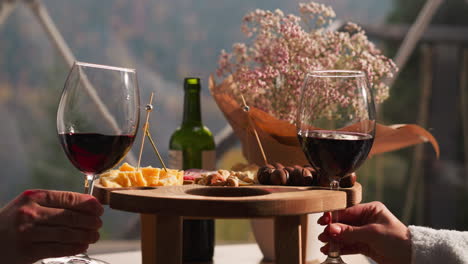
[240,94,268,165]
[145,128,168,172]
[136,93,154,170]
[136,92,168,172]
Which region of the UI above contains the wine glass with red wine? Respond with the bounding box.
[45,62,140,264]
[296,70,375,264]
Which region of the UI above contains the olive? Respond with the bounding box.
[340,173,357,188]
[257,165,274,185]
[271,169,288,185]
[288,168,305,186]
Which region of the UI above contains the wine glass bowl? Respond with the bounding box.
[57,62,139,184]
[296,70,375,264]
[45,62,140,264]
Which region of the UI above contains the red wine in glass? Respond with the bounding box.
[298,130,373,180]
[59,133,136,175]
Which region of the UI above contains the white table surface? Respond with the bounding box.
[91,243,372,264]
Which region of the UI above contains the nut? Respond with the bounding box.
[235,171,254,183]
[217,170,231,180]
[241,176,254,183]
[195,177,207,185]
[207,173,225,185]
[225,176,239,187]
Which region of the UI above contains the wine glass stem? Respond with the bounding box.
[84,174,97,195]
[81,174,97,260]
[329,179,341,258]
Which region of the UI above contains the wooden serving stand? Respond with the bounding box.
[94,183,362,264]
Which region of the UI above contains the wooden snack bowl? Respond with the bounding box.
[93,182,361,264]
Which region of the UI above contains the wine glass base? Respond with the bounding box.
[320,256,347,264]
[41,256,109,264]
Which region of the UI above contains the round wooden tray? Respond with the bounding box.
[94,183,361,218]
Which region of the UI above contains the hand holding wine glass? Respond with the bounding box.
[296,70,376,264]
[317,202,411,264]
[45,62,140,264]
[0,190,103,264]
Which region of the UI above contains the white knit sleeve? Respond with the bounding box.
[409,225,468,264]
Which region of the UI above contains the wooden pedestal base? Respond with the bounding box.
[96,183,362,264]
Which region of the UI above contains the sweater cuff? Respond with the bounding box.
[409,225,468,264]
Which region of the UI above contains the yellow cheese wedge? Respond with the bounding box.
[119,162,136,171]
[142,167,161,186]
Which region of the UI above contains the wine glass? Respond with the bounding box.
[296,70,376,264]
[43,61,140,264]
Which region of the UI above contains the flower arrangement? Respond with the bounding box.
[210,2,437,167]
[216,2,397,123]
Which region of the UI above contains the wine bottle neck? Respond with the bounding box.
[182,79,202,126]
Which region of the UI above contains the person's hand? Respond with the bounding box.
[318,201,411,264]
[0,189,103,264]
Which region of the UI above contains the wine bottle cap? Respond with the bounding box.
[184,77,200,84]
[184,77,201,91]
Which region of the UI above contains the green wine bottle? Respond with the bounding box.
[169,77,215,262]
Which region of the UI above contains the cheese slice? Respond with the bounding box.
[119,162,136,171]
[99,163,184,187]
[100,177,122,188]
[125,171,147,186]
[100,170,121,187]
[142,167,161,186]
[113,171,133,187]
[154,169,183,186]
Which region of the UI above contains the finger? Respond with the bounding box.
[26,243,88,263]
[317,212,331,225]
[325,223,378,245]
[36,206,102,230]
[320,243,329,255]
[319,202,377,226]
[22,225,100,244]
[318,232,330,243]
[29,190,103,216]
[327,223,343,236]
[334,202,385,225]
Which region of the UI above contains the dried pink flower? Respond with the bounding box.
[216,1,397,123]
